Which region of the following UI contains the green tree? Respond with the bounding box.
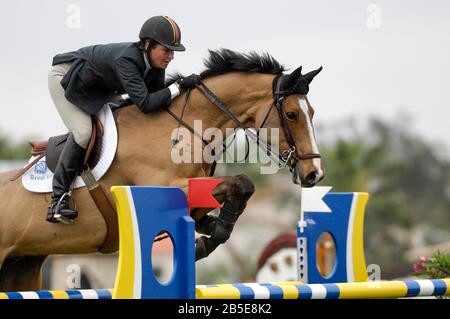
[0,132,30,160]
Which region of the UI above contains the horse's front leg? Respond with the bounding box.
[192,174,255,261]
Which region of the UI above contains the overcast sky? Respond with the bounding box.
[1,0,449,156]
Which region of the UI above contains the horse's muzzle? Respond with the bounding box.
[292,161,324,187]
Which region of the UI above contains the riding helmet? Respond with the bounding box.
[139,16,186,51]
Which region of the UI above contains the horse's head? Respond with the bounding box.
[256,66,324,187]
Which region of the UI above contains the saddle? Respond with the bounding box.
[10,115,118,254]
[10,116,104,181]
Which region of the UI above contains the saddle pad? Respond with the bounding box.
[22,105,117,193]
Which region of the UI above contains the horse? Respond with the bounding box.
[0,48,324,291]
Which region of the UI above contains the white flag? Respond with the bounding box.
[301,186,332,213]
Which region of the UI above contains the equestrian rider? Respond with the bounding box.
[47,15,200,224]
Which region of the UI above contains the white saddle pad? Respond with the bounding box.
[22,105,118,193]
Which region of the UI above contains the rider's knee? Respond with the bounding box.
[72,125,92,149]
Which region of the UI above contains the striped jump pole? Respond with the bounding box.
[3,279,449,299]
[196,279,450,299]
[0,289,113,299]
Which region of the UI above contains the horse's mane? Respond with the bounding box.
[166,48,285,85]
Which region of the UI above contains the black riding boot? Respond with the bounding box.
[47,133,86,224]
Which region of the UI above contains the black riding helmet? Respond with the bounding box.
[139,16,186,51]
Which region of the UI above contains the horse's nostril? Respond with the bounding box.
[306,171,318,184]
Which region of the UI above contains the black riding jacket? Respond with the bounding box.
[52,42,171,115]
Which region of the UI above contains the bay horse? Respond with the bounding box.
[0,49,324,291]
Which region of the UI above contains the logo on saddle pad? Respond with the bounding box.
[34,161,47,175]
[26,159,53,182]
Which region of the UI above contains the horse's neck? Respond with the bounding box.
[111,73,275,183]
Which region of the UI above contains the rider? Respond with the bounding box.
[47,15,201,224]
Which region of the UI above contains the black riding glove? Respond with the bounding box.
[176,73,201,90]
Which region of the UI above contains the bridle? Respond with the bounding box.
[166,74,321,175]
[258,74,321,171]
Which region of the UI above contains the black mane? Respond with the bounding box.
[166,48,285,85]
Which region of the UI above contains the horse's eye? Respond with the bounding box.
[286,112,297,121]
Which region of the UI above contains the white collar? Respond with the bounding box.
[142,51,152,74]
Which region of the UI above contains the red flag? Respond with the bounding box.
[188,178,222,210]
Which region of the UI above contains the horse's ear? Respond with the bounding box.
[280,66,303,91]
[286,66,303,83]
[303,66,323,84]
